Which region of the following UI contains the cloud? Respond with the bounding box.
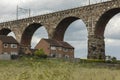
[8,32,16,39]
[105,39,120,47]
[105,42,120,60]
[64,19,88,41]
[67,41,88,59]
[105,14,120,40]
[104,13,120,59]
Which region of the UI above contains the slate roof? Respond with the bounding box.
[43,38,74,49]
[0,35,18,44]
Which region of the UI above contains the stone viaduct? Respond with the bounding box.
[0,0,119,59]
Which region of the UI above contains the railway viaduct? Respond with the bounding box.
[0,0,119,59]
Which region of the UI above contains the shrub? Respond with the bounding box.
[34,49,47,59]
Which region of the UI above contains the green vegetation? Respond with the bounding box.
[0,58,120,80]
[34,49,47,58]
[106,55,117,63]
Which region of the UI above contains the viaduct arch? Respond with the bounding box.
[21,23,48,47]
[91,8,120,59]
[52,17,87,41]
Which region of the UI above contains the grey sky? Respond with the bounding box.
[1,0,120,59]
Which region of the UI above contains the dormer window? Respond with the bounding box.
[3,43,8,48]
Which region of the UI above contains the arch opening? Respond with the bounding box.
[0,28,16,39]
[21,23,48,48]
[105,13,120,60]
[95,8,120,36]
[53,17,79,41]
[53,17,88,58]
[95,8,120,60]
[31,27,48,49]
[8,32,16,39]
[0,28,11,35]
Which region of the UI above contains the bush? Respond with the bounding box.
[34,49,47,59]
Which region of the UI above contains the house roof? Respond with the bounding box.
[0,35,18,44]
[43,38,74,49]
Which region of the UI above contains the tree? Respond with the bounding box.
[34,49,47,58]
[106,55,117,63]
[106,55,111,61]
[111,57,117,63]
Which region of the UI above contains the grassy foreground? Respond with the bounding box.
[0,58,120,80]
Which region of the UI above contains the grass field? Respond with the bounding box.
[0,58,120,80]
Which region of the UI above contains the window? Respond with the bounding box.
[3,43,8,48]
[51,46,56,50]
[11,44,17,48]
[63,48,68,52]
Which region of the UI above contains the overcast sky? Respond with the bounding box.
[1,0,120,59]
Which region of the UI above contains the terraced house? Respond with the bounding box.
[35,38,74,58]
[0,35,19,60]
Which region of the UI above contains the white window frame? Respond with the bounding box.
[3,43,8,48]
[11,44,17,48]
[51,46,56,50]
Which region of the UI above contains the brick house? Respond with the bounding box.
[35,38,74,58]
[0,35,19,60]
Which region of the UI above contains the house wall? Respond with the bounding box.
[0,41,3,54]
[51,47,74,58]
[0,42,19,60]
[35,39,74,58]
[35,39,50,55]
[2,43,19,55]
